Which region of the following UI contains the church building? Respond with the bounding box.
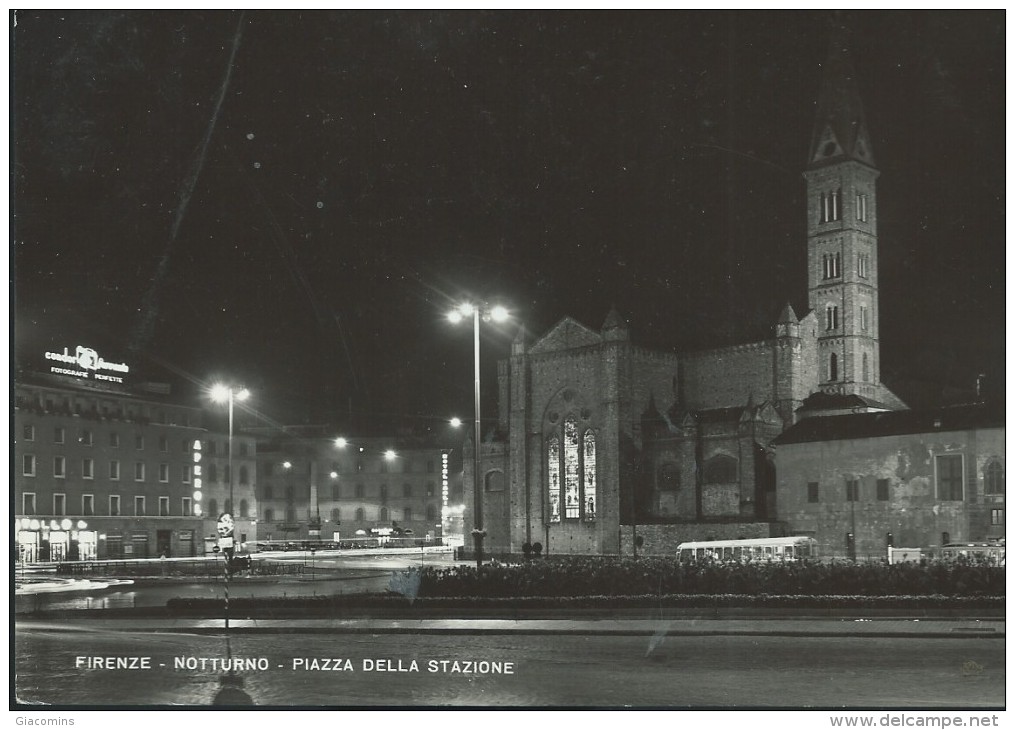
[466,29,907,557]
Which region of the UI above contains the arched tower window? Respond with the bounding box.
[829,352,838,381]
[563,417,580,519]
[862,353,869,381]
[825,305,839,331]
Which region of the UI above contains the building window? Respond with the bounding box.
[829,352,839,382]
[239,442,249,457]
[79,429,92,446]
[54,494,66,516]
[54,456,66,479]
[285,485,294,502]
[991,509,1003,526]
[426,504,437,522]
[657,463,680,491]
[135,462,146,482]
[355,484,365,499]
[984,459,1004,495]
[110,432,120,448]
[820,188,842,223]
[135,496,146,516]
[183,464,192,484]
[23,493,36,515]
[546,418,597,523]
[822,252,842,280]
[332,484,340,500]
[403,484,412,498]
[208,498,218,517]
[55,426,65,444]
[427,460,435,473]
[807,482,819,503]
[109,495,121,516]
[845,479,859,502]
[936,454,964,501]
[331,508,340,523]
[379,507,389,522]
[183,497,192,516]
[380,485,388,504]
[224,499,232,515]
[703,454,738,483]
[426,482,436,497]
[159,496,170,516]
[263,485,272,500]
[239,465,249,485]
[876,478,889,501]
[208,463,218,482]
[240,499,249,518]
[159,435,168,452]
[825,305,839,331]
[856,194,868,223]
[82,494,94,516]
[402,507,412,522]
[23,454,36,477]
[264,508,274,522]
[355,507,365,522]
[82,458,94,480]
[110,460,120,481]
[862,353,870,381]
[135,434,144,450]
[485,472,505,492]
[857,252,869,278]
[860,306,868,331]
[23,424,35,441]
[159,463,169,482]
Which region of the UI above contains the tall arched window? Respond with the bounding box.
[208,498,218,517]
[239,499,249,518]
[829,352,838,381]
[984,459,1004,495]
[862,353,869,381]
[546,416,596,522]
[264,507,274,522]
[239,465,249,485]
[331,508,340,523]
[547,435,561,523]
[379,507,389,522]
[355,507,365,522]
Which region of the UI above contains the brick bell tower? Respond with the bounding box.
[804,24,881,400]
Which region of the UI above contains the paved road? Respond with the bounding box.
[14,619,1004,707]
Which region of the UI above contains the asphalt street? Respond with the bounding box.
[14,618,1004,707]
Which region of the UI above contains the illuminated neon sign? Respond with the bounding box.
[44,346,130,383]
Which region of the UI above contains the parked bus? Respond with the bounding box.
[677,536,819,563]
[938,542,1005,565]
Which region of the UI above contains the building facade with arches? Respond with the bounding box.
[464,29,917,557]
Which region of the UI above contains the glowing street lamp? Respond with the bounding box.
[210,384,250,531]
[447,301,510,568]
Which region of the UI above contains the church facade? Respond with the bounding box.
[465,31,910,558]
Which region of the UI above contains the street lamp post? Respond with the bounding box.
[211,385,250,547]
[448,302,508,568]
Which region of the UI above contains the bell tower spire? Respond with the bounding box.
[804,22,881,400]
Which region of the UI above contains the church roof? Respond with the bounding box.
[773,402,1003,445]
[808,24,876,168]
[528,316,603,354]
[601,306,629,332]
[797,391,892,413]
[777,302,799,325]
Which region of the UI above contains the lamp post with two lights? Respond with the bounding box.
[447,302,509,568]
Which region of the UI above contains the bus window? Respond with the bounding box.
[723,547,733,560]
[764,546,773,557]
[695,547,704,559]
[733,547,742,560]
[784,546,794,559]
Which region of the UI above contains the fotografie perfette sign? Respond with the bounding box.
[44,345,130,383]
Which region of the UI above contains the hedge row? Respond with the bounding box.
[412,557,1004,598]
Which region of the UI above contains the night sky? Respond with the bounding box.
[12,11,1006,430]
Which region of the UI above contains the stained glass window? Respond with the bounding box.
[547,435,561,523]
[564,418,580,519]
[583,429,596,520]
